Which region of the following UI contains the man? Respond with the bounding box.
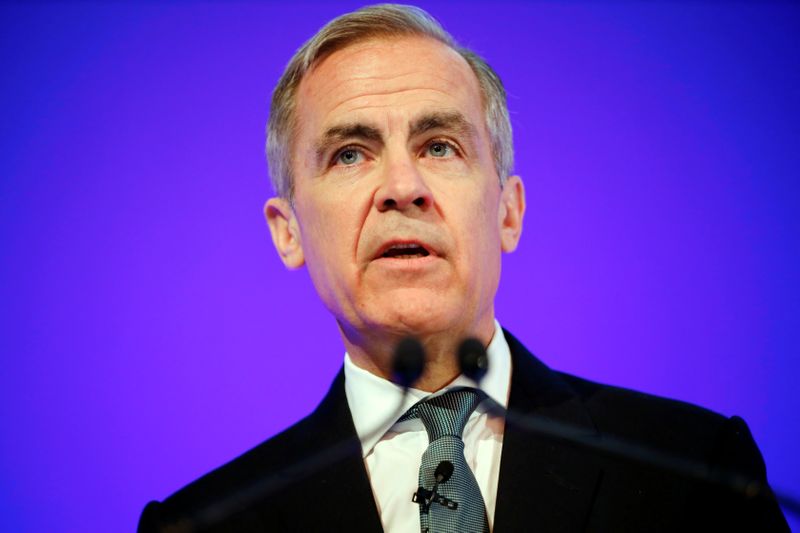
[138,4,788,532]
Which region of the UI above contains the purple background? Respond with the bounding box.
[1,1,798,531]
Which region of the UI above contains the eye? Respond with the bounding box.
[334,147,364,166]
[426,141,455,158]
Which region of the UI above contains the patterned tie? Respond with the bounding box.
[401,388,490,533]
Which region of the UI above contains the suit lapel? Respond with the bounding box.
[284,369,384,531]
[493,331,602,532]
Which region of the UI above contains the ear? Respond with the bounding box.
[264,197,305,269]
[498,175,525,253]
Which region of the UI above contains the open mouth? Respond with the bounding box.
[380,243,431,259]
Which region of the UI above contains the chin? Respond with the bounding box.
[375,300,466,337]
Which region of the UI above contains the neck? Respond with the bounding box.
[340,318,496,392]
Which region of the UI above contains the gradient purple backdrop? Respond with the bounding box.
[1,2,798,531]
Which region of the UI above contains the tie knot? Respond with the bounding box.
[402,388,487,442]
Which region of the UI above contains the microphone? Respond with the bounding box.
[434,459,454,483]
[457,337,489,383]
[392,336,426,388]
[427,460,455,511]
[413,460,457,512]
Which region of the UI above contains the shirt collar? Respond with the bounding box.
[344,320,512,458]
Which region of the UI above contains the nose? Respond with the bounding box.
[373,155,434,213]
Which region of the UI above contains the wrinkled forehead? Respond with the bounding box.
[294,36,486,142]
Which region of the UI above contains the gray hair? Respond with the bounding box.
[266,3,513,199]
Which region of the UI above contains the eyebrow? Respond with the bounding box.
[408,111,477,139]
[314,123,383,165]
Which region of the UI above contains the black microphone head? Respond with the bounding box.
[392,336,425,388]
[458,337,489,383]
[434,460,454,483]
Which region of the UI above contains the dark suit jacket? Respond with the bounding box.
[138,331,788,532]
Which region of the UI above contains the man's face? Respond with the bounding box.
[267,36,524,344]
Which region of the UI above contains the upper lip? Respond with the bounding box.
[374,239,437,259]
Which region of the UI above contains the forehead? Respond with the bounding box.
[294,36,485,140]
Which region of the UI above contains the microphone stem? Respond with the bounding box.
[426,475,443,512]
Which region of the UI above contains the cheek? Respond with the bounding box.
[459,189,504,296]
[466,189,503,250]
[301,210,342,270]
[296,195,362,288]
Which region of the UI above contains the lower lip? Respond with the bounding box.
[371,254,440,269]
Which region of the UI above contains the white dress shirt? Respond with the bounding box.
[344,321,512,533]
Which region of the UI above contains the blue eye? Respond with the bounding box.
[427,141,453,158]
[335,148,363,166]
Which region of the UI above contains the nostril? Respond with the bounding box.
[383,199,397,209]
[413,197,425,207]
